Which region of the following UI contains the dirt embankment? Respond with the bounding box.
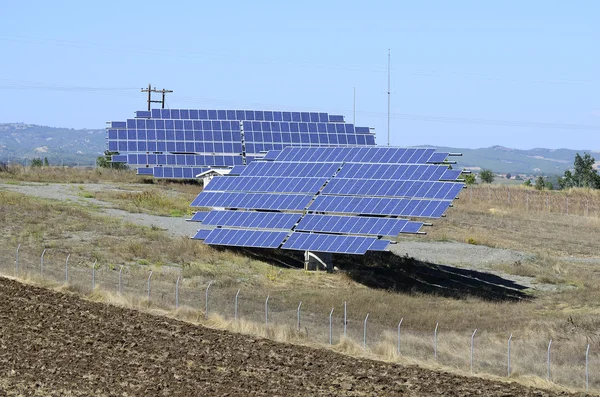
[0,277,572,396]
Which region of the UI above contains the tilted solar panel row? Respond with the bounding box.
[138,109,347,123]
[240,162,341,178]
[335,163,461,181]
[322,179,464,200]
[200,228,288,249]
[271,147,444,164]
[309,195,452,218]
[281,232,389,255]
[191,191,314,211]
[115,154,244,167]
[296,214,423,236]
[205,176,327,194]
[193,210,301,230]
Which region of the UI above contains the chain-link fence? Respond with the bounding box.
[3,244,598,393]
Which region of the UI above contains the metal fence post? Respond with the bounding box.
[265,295,270,325]
[297,301,302,331]
[508,333,513,377]
[234,289,240,321]
[147,270,153,300]
[64,254,71,283]
[470,329,477,374]
[175,276,180,309]
[118,266,124,295]
[91,260,97,290]
[434,322,439,361]
[329,308,334,345]
[204,281,212,320]
[547,339,552,381]
[586,344,590,391]
[363,313,369,349]
[566,196,569,215]
[343,301,347,338]
[397,318,403,355]
[40,248,47,277]
[15,244,21,277]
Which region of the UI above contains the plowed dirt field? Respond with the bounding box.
[0,277,572,396]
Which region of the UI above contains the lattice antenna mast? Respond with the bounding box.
[141,83,173,111]
[387,49,391,146]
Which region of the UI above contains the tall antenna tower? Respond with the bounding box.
[387,49,391,146]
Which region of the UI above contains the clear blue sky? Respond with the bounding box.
[1,1,598,150]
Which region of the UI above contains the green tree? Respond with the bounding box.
[463,173,476,185]
[43,157,49,166]
[545,181,553,190]
[562,153,600,189]
[479,169,494,184]
[30,158,43,167]
[505,173,512,180]
[523,179,532,187]
[96,152,128,170]
[534,176,545,190]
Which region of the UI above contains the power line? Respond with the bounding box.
[1,79,598,131]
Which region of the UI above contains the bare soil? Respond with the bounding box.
[0,277,573,396]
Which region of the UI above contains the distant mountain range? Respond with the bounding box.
[0,123,594,174]
[0,123,104,166]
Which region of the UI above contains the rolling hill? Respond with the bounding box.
[0,123,594,174]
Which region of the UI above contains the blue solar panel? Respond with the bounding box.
[202,228,288,248]
[192,229,211,240]
[322,180,463,200]
[335,164,456,181]
[190,212,209,222]
[241,162,341,178]
[296,214,422,236]
[205,176,327,194]
[369,239,390,251]
[271,147,440,164]
[309,196,452,218]
[282,233,380,254]
[191,192,314,211]
[196,210,301,230]
[229,165,246,175]
[108,108,376,179]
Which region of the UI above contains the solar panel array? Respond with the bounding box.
[106,109,376,178]
[189,147,464,255]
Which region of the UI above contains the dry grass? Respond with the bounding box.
[3,182,600,393]
[94,189,199,217]
[0,164,147,184]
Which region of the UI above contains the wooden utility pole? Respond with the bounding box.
[141,83,173,111]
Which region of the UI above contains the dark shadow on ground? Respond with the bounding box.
[213,247,531,302]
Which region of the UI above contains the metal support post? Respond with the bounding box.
[397,318,403,355]
[343,301,347,338]
[204,281,212,320]
[40,248,47,277]
[118,266,124,295]
[147,270,153,300]
[297,301,302,331]
[434,323,439,360]
[64,254,71,283]
[547,339,552,381]
[329,308,334,345]
[470,329,477,374]
[265,295,270,325]
[175,276,180,309]
[234,289,240,321]
[508,334,513,377]
[91,260,97,290]
[586,344,590,391]
[15,244,21,277]
[363,313,369,349]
